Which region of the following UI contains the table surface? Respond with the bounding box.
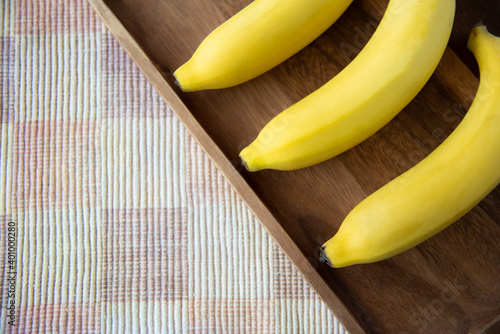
[0,1,345,332]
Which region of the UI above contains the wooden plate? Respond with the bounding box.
[88,0,500,332]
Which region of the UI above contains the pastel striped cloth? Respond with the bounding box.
[0,1,347,333]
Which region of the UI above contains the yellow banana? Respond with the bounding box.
[174,0,353,91]
[321,25,500,268]
[240,0,455,171]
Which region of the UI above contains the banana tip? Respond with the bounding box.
[240,156,250,172]
[172,67,190,92]
[468,24,490,53]
[472,21,485,29]
[173,77,189,92]
[319,246,333,267]
[239,147,262,172]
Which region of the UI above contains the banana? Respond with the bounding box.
[320,25,500,268]
[240,0,455,171]
[173,0,353,92]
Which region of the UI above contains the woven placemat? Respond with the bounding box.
[0,1,347,332]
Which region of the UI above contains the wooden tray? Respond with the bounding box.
[88,0,500,332]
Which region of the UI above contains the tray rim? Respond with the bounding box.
[87,0,367,332]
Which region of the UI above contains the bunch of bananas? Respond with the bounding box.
[174,0,500,268]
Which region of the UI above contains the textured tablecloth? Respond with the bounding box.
[0,1,347,332]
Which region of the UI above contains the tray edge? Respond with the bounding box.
[87,0,368,333]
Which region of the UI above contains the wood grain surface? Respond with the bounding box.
[89,0,500,333]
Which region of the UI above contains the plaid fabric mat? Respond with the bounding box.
[0,1,347,332]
